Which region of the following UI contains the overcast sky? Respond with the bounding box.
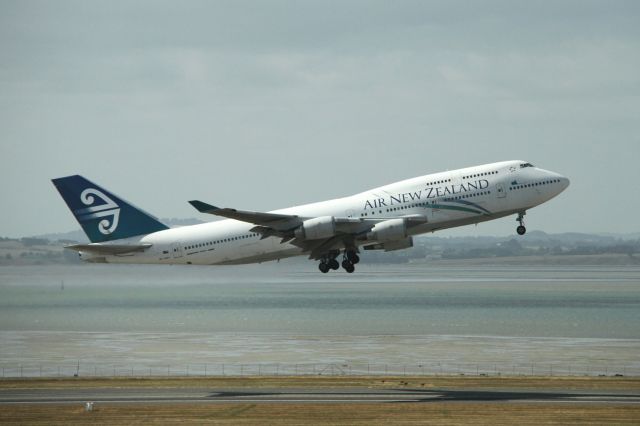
[1,1,639,238]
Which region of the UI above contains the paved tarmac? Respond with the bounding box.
[1,387,639,405]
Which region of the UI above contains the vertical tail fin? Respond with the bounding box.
[52,175,168,243]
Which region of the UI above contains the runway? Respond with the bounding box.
[2,387,639,405]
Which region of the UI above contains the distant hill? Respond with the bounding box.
[3,222,637,266]
[412,230,639,262]
[31,218,206,243]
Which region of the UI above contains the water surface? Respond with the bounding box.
[1,263,638,376]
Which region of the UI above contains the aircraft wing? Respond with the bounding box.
[189,200,375,235]
[189,200,429,260]
[189,200,302,231]
[65,243,152,255]
[190,200,378,256]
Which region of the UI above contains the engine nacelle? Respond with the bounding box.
[78,251,107,263]
[294,216,336,240]
[364,237,413,252]
[366,218,408,242]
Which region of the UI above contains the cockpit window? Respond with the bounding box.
[520,162,535,168]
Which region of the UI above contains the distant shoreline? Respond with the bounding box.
[417,253,640,267]
[1,232,638,266]
[1,253,638,267]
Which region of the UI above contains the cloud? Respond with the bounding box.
[1,1,639,236]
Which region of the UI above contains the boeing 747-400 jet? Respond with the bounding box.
[52,160,569,273]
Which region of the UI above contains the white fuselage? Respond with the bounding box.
[83,161,569,265]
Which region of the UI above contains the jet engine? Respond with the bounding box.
[294,216,336,240]
[366,218,408,242]
[78,251,107,263]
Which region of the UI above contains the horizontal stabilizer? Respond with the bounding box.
[66,243,152,255]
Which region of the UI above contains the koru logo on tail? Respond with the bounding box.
[74,188,120,235]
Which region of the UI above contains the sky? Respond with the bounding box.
[1,0,639,238]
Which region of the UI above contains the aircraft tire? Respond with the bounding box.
[517,225,526,235]
[329,259,339,270]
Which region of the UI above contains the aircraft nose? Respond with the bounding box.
[555,174,570,191]
[543,170,570,193]
[553,173,570,193]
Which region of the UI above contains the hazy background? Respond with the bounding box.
[1,0,639,238]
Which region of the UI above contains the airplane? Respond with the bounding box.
[52,160,569,273]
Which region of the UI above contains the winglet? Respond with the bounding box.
[189,200,219,213]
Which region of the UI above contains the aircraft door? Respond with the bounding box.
[496,183,507,198]
[171,242,183,258]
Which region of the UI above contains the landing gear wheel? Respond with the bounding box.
[328,259,339,270]
[341,259,355,273]
[318,262,329,273]
[517,225,526,236]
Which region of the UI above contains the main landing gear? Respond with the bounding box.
[341,249,359,274]
[516,212,527,235]
[318,253,339,273]
[318,249,359,274]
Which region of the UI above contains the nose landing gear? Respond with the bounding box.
[516,212,527,235]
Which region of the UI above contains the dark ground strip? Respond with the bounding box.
[1,387,639,405]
